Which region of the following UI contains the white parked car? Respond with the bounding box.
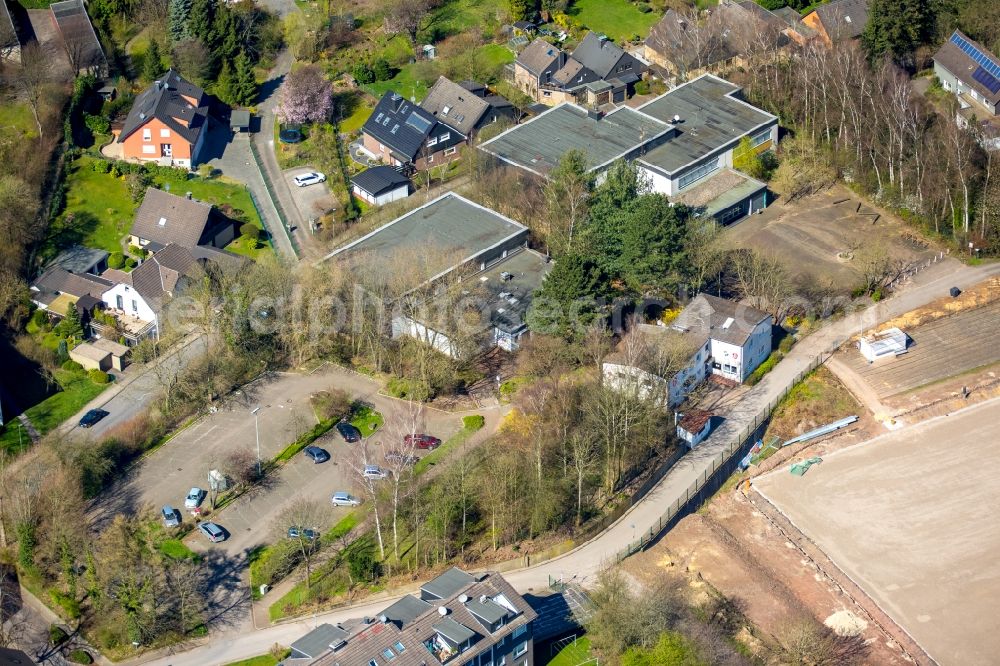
[331,492,362,507]
[293,172,326,187]
[185,487,204,509]
[363,465,389,480]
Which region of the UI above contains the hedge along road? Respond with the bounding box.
[131,259,1000,666]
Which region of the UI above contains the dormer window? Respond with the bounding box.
[442,105,451,116]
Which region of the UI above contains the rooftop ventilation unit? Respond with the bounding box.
[722,317,734,330]
[500,272,513,281]
[459,594,469,603]
[438,606,449,616]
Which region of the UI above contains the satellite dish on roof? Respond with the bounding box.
[438,606,449,616]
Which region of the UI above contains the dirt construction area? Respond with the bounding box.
[755,397,1000,666]
[726,185,937,292]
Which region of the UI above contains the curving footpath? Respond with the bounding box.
[139,258,1000,666]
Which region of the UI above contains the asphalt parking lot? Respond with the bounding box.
[284,166,337,226]
[92,364,463,554]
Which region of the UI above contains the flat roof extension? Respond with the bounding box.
[638,74,776,174]
[480,103,671,177]
[322,192,529,290]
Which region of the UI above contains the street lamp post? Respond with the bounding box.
[251,406,261,477]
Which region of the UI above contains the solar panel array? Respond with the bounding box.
[951,32,1000,79]
[972,66,1000,95]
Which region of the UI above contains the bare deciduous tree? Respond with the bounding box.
[10,43,50,139]
[275,499,326,591]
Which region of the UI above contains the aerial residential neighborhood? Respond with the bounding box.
[0,0,999,665]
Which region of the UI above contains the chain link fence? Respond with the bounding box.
[248,137,300,257]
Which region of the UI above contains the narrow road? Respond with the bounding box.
[61,333,208,440]
[135,259,1000,666]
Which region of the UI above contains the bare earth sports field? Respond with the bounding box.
[755,397,1000,666]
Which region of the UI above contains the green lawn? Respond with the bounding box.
[0,369,109,453]
[0,101,39,138]
[349,406,384,438]
[222,652,289,666]
[158,539,199,561]
[569,0,660,42]
[546,636,594,666]
[45,156,270,261]
[364,63,433,102]
[477,43,516,70]
[425,0,504,39]
[339,101,373,134]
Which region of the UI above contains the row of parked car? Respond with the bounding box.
[161,487,229,543]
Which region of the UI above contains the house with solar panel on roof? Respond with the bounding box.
[934,30,1000,118]
[360,92,467,171]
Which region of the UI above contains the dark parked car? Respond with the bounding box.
[336,421,361,443]
[161,505,180,528]
[198,522,226,543]
[304,446,330,463]
[385,450,418,465]
[287,526,319,540]
[404,433,441,450]
[78,408,109,428]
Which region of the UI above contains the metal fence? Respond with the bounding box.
[247,137,300,257]
[245,187,276,253]
[614,352,829,562]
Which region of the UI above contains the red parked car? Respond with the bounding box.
[404,433,441,450]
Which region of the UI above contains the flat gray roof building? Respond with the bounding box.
[637,74,777,174]
[479,103,672,176]
[322,192,529,292]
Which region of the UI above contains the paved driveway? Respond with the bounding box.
[283,167,337,224]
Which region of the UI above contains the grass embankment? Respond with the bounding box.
[222,653,290,666]
[413,414,484,475]
[764,366,861,442]
[0,368,109,453]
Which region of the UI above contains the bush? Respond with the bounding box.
[66,649,93,664]
[347,545,382,583]
[372,58,393,81]
[310,389,351,421]
[62,360,84,372]
[91,159,111,173]
[50,589,82,619]
[84,113,111,136]
[778,334,795,354]
[352,62,374,84]
[107,251,124,269]
[49,624,68,645]
[746,352,781,386]
[385,377,432,401]
[634,80,650,95]
[88,369,111,384]
[124,257,137,269]
[31,308,49,329]
[128,244,144,257]
[463,414,485,431]
[250,540,302,591]
[240,222,261,241]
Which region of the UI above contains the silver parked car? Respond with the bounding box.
[331,492,361,507]
[161,505,180,528]
[198,522,226,543]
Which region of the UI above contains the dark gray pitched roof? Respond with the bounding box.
[130,188,213,248]
[934,30,1000,107]
[309,570,538,666]
[381,595,433,627]
[290,623,349,659]
[571,32,627,79]
[420,76,491,135]
[351,165,410,198]
[118,69,208,145]
[467,597,508,626]
[670,294,771,347]
[421,567,477,600]
[458,80,488,96]
[364,92,455,162]
[0,1,18,50]
[31,267,113,299]
[517,38,563,75]
[810,0,868,41]
[50,0,106,73]
[128,244,204,311]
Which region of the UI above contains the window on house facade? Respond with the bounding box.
[161,144,172,157]
[513,642,527,658]
[160,128,170,137]
[131,299,138,312]
[444,146,457,156]
[513,626,527,639]
[678,155,720,189]
[116,294,123,310]
[723,364,737,374]
[142,144,156,154]
[440,132,451,142]
[142,128,151,141]
[427,137,438,147]
[749,127,772,148]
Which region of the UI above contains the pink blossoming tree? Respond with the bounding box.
[276,64,333,124]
